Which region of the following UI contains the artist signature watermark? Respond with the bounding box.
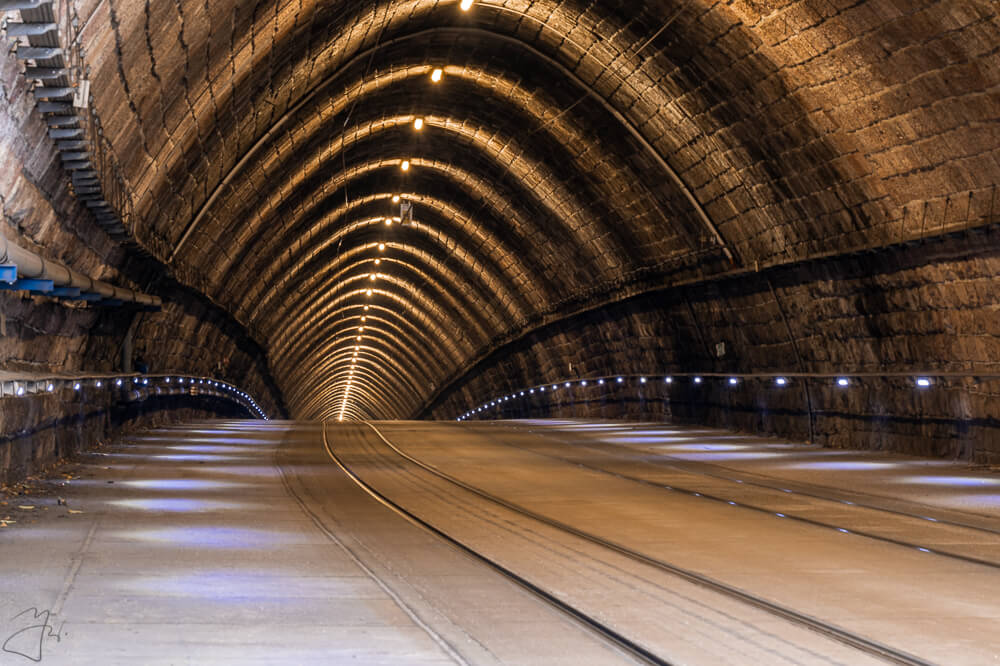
[2,608,65,663]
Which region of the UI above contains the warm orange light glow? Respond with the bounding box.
[431,68,443,83]
[374,258,381,265]
[401,160,410,171]
[378,243,385,252]
[414,117,424,130]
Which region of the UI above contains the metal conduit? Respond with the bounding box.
[0,232,162,306]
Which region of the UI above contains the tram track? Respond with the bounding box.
[325,422,933,666]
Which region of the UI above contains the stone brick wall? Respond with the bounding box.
[1,27,284,485]
[427,230,1000,463]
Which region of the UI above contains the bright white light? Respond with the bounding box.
[16,386,25,396]
[775,377,787,386]
[728,377,738,386]
[366,289,373,296]
[694,377,702,384]
[431,68,443,83]
[116,379,123,387]
[73,383,81,391]
[414,118,424,130]
[837,377,850,387]
[581,381,587,386]
[460,0,473,10]
[356,335,362,341]
[617,377,623,383]
[598,379,605,385]
[916,377,932,388]
[392,195,400,203]
[46,383,55,392]
[378,244,385,252]
[564,382,570,388]
[401,160,410,171]
[374,258,381,265]
[95,381,102,388]
[370,274,376,281]
[640,377,647,384]
[385,217,393,226]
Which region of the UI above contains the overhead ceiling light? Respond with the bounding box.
[392,194,400,203]
[370,274,376,281]
[431,68,443,83]
[385,218,392,226]
[414,118,424,130]
[366,289,373,296]
[378,243,385,252]
[361,316,367,322]
[460,0,474,9]
[374,258,381,265]
[363,305,370,311]
[401,160,410,171]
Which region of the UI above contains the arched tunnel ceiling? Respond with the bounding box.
[73,0,997,420]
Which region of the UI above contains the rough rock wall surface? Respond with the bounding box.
[1,29,284,484]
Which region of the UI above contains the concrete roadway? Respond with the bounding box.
[0,419,997,664]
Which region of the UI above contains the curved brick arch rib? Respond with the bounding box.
[199,119,628,307]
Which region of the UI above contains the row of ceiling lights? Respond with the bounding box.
[337,1,475,421]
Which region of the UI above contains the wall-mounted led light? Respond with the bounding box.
[775,377,787,386]
[530,389,535,393]
[564,382,570,388]
[95,380,103,388]
[73,382,81,391]
[46,383,55,392]
[640,377,647,384]
[728,377,738,386]
[693,377,702,384]
[837,377,850,387]
[540,386,545,392]
[16,386,25,396]
[916,377,932,388]
[358,326,364,332]
[581,380,587,386]
[431,68,443,83]
[401,160,410,171]
[617,377,624,383]
[414,118,424,131]
[116,379,123,387]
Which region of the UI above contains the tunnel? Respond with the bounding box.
[0,0,998,663]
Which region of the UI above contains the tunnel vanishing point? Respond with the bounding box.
[1,2,1000,664]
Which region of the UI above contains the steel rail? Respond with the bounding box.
[360,422,933,666]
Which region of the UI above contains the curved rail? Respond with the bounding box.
[358,422,933,666]
[321,423,667,666]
